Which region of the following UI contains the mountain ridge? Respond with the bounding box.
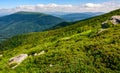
[0,11,65,40]
[59,12,104,22]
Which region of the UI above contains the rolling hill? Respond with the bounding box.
[0,9,120,73]
[0,11,65,39]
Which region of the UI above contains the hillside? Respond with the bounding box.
[60,12,104,22]
[46,22,72,30]
[0,11,65,40]
[0,9,120,73]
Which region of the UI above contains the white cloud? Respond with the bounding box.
[84,3,102,8]
[0,1,120,14]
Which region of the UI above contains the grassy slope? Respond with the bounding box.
[0,9,120,73]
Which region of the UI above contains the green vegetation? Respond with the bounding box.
[102,21,113,29]
[0,9,120,73]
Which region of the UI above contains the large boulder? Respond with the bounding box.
[101,15,120,28]
[110,15,120,24]
[9,54,28,69]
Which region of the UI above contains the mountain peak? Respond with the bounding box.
[15,11,46,15]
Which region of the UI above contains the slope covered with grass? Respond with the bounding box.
[0,9,120,73]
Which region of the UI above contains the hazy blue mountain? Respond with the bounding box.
[46,12,71,17]
[60,12,104,22]
[0,11,65,38]
[0,14,7,17]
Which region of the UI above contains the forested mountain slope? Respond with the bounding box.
[0,11,65,38]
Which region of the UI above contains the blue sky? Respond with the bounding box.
[1,0,110,8]
[0,0,120,13]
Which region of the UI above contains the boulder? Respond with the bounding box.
[101,15,120,28]
[110,15,120,24]
[9,54,28,68]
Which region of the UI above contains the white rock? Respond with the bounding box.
[110,15,120,24]
[0,54,3,57]
[111,16,120,20]
[49,64,53,67]
[34,53,38,56]
[38,51,45,55]
[61,37,70,40]
[98,29,108,34]
[11,64,18,69]
[9,54,28,68]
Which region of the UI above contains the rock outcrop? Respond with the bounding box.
[101,15,120,28]
[9,54,28,69]
[110,15,120,25]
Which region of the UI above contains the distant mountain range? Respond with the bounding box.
[0,12,104,21]
[0,14,7,17]
[0,11,104,41]
[59,12,104,22]
[0,11,65,38]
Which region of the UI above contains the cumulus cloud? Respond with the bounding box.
[0,1,120,14]
[84,3,102,8]
[2,3,73,13]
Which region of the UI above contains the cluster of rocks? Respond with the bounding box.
[34,50,45,56]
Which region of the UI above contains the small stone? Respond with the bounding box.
[34,53,37,56]
[49,64,53,67]
[0,54,3,57]
[38,51,45,55]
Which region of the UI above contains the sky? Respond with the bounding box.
[0,0,110,8]
[0,0,120,13]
